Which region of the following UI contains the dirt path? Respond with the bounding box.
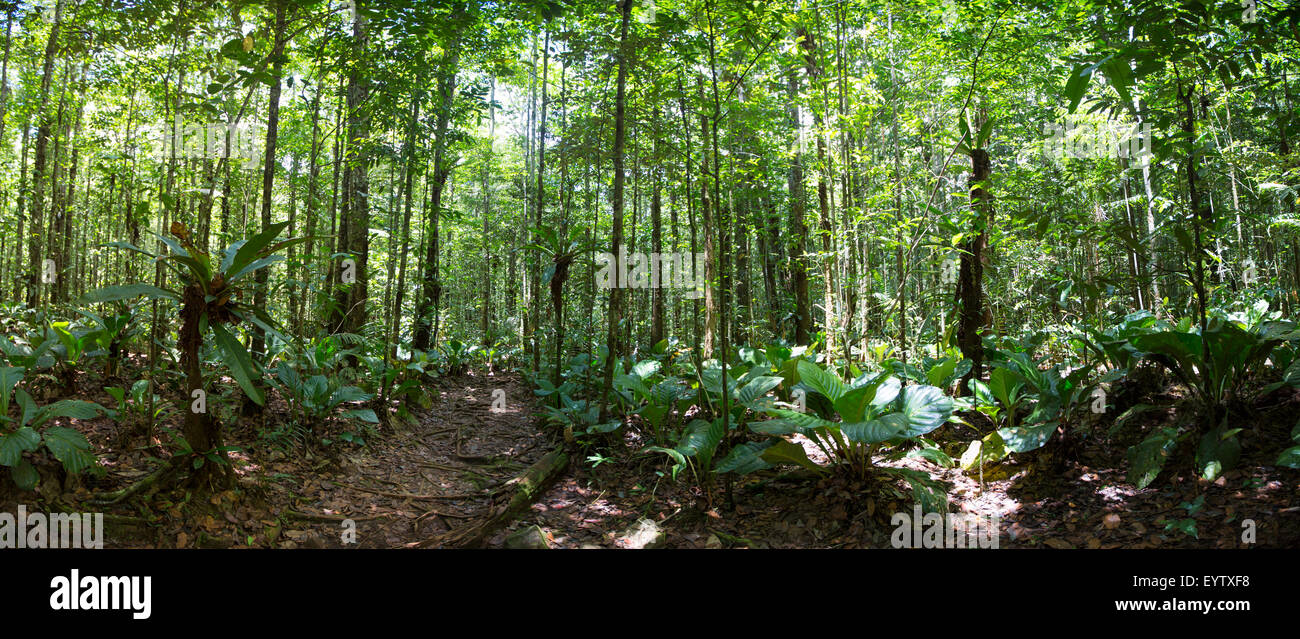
[273,371,553,548]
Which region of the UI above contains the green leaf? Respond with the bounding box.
[328,386,372,406]
[841,412,908,444]
[1064,62,1093,113]
[1276,446,1300,469]
[796,359,847,403]
[80,284,179,304]
[998,422,1057,453]
[341,408,379,424]
[1196,427,1241,480]
[754,409,837,436]
[0,427,41,466]
[714,441,774,475]
[896,385,954,437]
[226,255,284,282]
[759,439,826,475]
[960,431,1008,470]
[211,324,265,405]
[1126,428,1180,489]
[227,221,291,277]
[39,400,104,421]
[987,367,1023,410]
[42,427,98,474]
[0,366,24,408]
[736,376,782,407]
[11,459,38,491]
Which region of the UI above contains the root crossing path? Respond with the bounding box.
[282,371,554,548]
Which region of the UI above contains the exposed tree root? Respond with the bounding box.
[87,460,185,506]
[419,448,569,548]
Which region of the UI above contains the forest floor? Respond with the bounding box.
[4,365,1298,549]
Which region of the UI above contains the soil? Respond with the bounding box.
[3,362,1297,549]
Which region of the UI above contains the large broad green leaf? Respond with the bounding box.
[841,412,908,444]
[0,426,41,466]
[328,385,372,407]
[960,431,1008,471]
[226,255,284,283]
[31,400,103,429]
[715,441,775,475]
[753,409,837,436]
[614,374,651,400]
[879,467,949,514]
[1277,446,1300,469]
[987,367,1023,410]
[1195,427,1241,481]
[275,361,302,392]
[835,373,893,422]
[868,375,901,408]
[16,390,37,428]
[998,422,1057,453]
[1126,428,1180,489]
[10,459,38,491]
[227,221,290,277]
[80,284,179,304]
[631,359,661,379]
[677,418,725,469]
[341,409,380,424]
[650,378,685,406]
[1133,331,1202,377]
[1064,62,1093,113]
[42,426,98,474]
[896,384,954,437]
[211,323,265,405]
[796,359,847,402]
[736,376,782,407]
[925,357,960,388]
[0,366,24,406]
[759,439,826,475]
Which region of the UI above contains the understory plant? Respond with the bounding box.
[0,366,104,490]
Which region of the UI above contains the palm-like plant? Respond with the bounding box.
[83,221,309,488]
[523,225,596,401]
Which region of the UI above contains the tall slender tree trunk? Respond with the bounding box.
[252,2,287,360]
[601,0,633,419]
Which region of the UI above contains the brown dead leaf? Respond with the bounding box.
[176,532,189,548]
[1043,538,1075,550]
[1103,513,1121,530]
[1086,537,1101,549]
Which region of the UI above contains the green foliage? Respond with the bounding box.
[747,359,955,496]
[270,360,379,443]
[0,366,105,490]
